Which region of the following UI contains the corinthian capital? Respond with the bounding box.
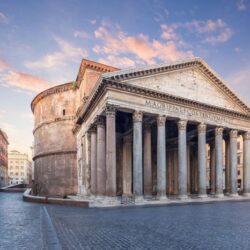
[243,131,250,141]
[198,123,207,134]
[229,130,238,139]
[215,127,223,136]
[157,115,166,127]
[178,120,187,130]
[96,115,105,127]
[105,105,116,117]
[133,111,143,122]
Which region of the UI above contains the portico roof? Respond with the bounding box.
[76,58,250,124]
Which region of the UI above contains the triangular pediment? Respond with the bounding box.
[104,58,250,115]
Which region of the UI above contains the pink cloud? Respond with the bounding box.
[93,23,193,66]
[0,58,50,93]
[98,55,136,68]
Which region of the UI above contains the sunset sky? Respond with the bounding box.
[0,0,249,157]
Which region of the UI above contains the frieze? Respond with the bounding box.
[145,99,231,124]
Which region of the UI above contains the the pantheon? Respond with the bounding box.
[31,58,250,203]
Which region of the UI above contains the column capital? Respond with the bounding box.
[215,127,223,136]
[198,123,207,134]
[229,130,238,139]
[89,124,97,133]
[105,105,116,117]
[178,120,187,130]
[157,115,166,127]
[123,134,133,143]
[243,131,250,141]
[96,115,105,127]
[133,111,143,122]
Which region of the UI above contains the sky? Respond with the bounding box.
[0,0,250,158]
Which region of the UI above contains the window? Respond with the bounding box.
[237,156,241,164]
[15,172,18,176]
[62,109,66,116]
[238,170,240,175]
[237,142,240,150]
[207,149,210,157]
[238,179,242,189]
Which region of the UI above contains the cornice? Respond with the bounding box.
[75,59,119,85]
[31,82,74,113]
[33,150,77,161]
[77,78,250,125]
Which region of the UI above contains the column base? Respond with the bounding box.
[242,192,250,197]
[198,193,208,199]
[134,196,145,203]
[214,193,224,198]
[229,193,239,198]
[104,196,121,205]
[144,194,153,200]
[156,195,168,201]
[177,194,189,200]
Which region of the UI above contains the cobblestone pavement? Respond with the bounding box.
[1,193,250,250]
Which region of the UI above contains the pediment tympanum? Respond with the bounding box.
[124,67,246,113]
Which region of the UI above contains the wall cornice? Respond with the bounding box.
[33,150,77,161]
[31,82,74,113]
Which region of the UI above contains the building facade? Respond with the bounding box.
[0,129,8,187]
[32,58,250,202]
[8,150,32,185]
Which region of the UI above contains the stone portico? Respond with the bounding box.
[75,58,250,204]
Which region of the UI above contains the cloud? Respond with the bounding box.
[98,55,135,68]
[163,19,233,45]
[25,37,88,70]
[0,58,50,93]
[74,30,90,39]
[237,0,247,11]
[90,19,97,25]
[93,22,193,67]
[0,12,8,24]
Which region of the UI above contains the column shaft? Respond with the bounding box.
[178,120,188,199]
[157,116,167,199]
[96,116,106,196]
[144,124,152,197]
[122,134,132,196]
[243,132,250,196]
[225,139,230,194]
[210,141,216,194]
[106,106,116,197]
[198,123,207,197]
[90,127,97,195]
[230,130,238,196]
[215,127,224,197]
[133,111,143,199]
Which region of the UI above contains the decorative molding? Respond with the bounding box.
[215,127,223,136]
[76,77,250,125]
[178,120,187,130]
[157,115,166,127]
[198,123,207,133]
[229,130,238,139]
[243,131,250,141]
[133,111,143,122]
[33,150,77,161]
[33,116,76,134]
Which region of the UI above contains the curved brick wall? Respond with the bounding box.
[32,83,79,197]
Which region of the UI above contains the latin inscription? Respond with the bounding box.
[145,100,231,124]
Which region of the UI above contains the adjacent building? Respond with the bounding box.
[8,150,32,185]
[0,129,9,187]
[31,58,250,202]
